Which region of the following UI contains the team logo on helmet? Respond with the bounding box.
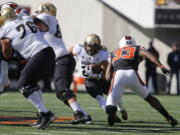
[119,35,137,48]
[36,2,56,16]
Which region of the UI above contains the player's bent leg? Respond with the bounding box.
[56,89,92,124]
[19,86,56,129]
[144,94,178,127]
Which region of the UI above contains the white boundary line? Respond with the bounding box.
[50,131,87,134]
[16,132,51,135]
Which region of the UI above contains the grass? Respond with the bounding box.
[0,91,179,135]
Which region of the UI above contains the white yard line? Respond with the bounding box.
[16,132,51,135]
[95,131,124,134]
[50,130,87,134]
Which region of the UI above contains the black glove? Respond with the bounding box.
[161,66,170,76]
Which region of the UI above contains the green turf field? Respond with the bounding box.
[0,92,179,135]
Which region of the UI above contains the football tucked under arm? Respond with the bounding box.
[90,61,108,75]
[90,64,102,74]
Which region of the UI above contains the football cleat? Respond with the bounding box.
[120,109,128,120]
[115,115,121,123]
[106,105,117,126]
[36,111,56,129]
[0,85,9,95]
[107,113,116,126]
[31,112,41,127]
[167,115,178,127]
[71,110,93,124]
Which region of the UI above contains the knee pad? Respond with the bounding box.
[106,105,117,115]
[56,89,76,105]
[19,86,39,98]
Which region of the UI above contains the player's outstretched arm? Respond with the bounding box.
[139,50,170,76]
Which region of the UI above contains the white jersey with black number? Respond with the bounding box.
[36,13,69,59]
[73,44,109,77]
[0,17,49,59]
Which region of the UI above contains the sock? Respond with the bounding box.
[27,91,48,113]
[69,101,88,116]
[96,95,106,111]
[37,89,43,101]
[117,98,124,111]
[159,107,170,120]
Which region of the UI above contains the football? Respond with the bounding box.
[90,64,102,74]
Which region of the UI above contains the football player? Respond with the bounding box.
[0,14,10,94]
[34,2,92,124]
[105,35,178,127]
[0,2,29,94]
[70,34,128,122]
[0,7,56,129]
[0,59,10,94]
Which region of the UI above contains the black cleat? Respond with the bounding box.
[0,85,9,95]
[84,115,93,124]
[36,111,56,129]
[108,113,116,126]
[106,105,117,126]
[121,109,128,120]
[115,115,121,123]
[71,111,93,124]
[167,115,178,127]
[31,112,41,127]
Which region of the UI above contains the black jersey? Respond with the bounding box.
[110,46,142,71]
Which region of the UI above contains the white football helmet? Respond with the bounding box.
[15,7,29,16]
[1,2,19,10]
[0,7,17,25]
[119,36,137,48]
[36,2,56,16]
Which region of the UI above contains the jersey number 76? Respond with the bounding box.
[16,21,38,39]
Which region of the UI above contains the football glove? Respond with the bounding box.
[160,66,170,76]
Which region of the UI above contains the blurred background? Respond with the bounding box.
[1,0,180,94]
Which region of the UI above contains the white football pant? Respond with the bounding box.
[106,69,148,106]
[0,60,10,92]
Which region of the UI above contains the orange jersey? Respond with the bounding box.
[110,46,143,71]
